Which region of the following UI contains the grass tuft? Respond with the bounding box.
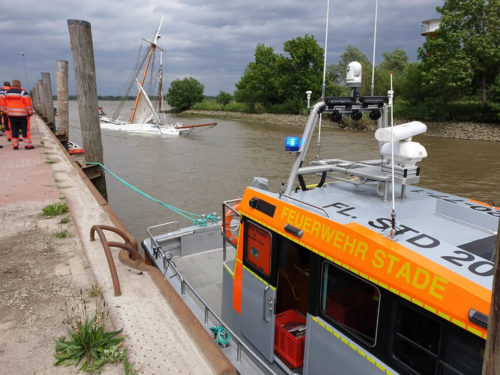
[53,229,70,239]
[59,216,70,224]
[87,285,102,298]
[43,202,69,218]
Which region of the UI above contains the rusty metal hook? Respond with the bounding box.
[90,224,143,296]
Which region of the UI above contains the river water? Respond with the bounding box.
[66,101,500,241]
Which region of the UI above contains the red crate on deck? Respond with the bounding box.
[274,310,306,368]
[325,285,374,332]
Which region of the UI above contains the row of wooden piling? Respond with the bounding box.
[29,20,107,198]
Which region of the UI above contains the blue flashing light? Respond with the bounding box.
[285,136,301,152]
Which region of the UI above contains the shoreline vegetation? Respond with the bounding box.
[182,109,500,142]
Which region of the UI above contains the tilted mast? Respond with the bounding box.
[158,51,163,113]
[129,15,164,123]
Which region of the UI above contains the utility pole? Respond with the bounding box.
[15,52,30,90]
[67,19,107,199]
[482,217,500,375]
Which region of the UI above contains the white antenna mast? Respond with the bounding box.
[389,71,396,238]
[316,0,331,159]
[370,0,378,96]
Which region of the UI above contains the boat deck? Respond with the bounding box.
[149,243,294,375]
[173,247,233,317]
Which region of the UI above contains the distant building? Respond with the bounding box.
[421,19,441,37]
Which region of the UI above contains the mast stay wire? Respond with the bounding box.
[316,0,331,160]
[112,42,149,120]
[370,0,379,96]
[388,72,397,239]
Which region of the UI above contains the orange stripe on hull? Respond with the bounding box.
[232,222,245,314]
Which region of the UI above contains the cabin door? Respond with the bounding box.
[241,269,276,362]
[240,221,276,362]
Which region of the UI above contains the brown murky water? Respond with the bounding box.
[67,101,500,241]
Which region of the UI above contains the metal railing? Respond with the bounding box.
[281,193,330,218]
[146,217,276,374]
[162,254,277,375]
[222,198,242,261]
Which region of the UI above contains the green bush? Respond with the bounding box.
[216,91,232,106]
[267,99,303,114]
[224,102,253,112]
[166,77,204,111]
[192,100,223,111]
[394,100,498,122]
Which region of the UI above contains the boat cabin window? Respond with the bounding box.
[276,239,311,316]
[393,303,484,374]
[320,262,379,346]
[244,221,273,277]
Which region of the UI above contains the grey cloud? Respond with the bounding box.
[1,0,441,95]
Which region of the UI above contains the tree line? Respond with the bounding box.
[166,0,499,121]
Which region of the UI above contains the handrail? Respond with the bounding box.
[146,221,178,257]
[280,193,330,218]
[164,254,277,375]
[89,224,143,296]
[146,221,197,262]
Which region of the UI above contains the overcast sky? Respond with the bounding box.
[0,0,442,96]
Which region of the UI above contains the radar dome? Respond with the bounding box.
[346,61,362,88]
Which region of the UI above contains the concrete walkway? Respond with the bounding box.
[0,116,233,374]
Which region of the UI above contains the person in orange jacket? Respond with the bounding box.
[0,81,11,143]
[4,79,34,150]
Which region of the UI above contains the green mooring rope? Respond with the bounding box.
[210,326,231,347]
[85,162,219,226]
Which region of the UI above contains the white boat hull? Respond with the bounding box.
[100,121,182,136]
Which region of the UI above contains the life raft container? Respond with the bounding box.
[67,141,84,155]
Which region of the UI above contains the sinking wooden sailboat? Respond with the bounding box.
[100,16,216,135]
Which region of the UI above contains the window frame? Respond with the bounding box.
[319,260,381,347]
[391,300,485,375]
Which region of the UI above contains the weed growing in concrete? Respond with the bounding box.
[55,293,128,373]
[46,159,56,165]
[55,292,137,374]
[59,216,70,224]
[42,202,68,217]
[123,349,139,375]
[87,284,102,298]
[53,229,70,239]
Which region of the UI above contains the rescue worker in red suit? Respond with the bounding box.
[0,81,11,142]
[4,79,34,150]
